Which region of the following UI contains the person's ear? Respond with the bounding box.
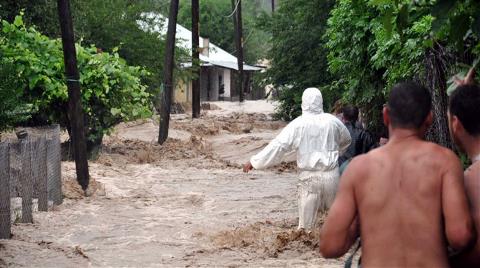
[424,111,433,128]
[383,106,390,126]
[451,115,464,136]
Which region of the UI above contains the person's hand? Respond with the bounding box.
[454,67,476,86]
[243,162,253,173]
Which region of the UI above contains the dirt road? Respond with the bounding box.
[0,101,352,267]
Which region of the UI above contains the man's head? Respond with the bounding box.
[342,105,359,123]
[448,84,480,151]
[302,87,323,114]
[384,81,432,132]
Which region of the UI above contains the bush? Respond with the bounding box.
[0,57,32,131]
[0,15,152,151]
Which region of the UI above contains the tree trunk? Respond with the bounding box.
[57,0,90,191]
[232,0,244,102]
[192,0,201,118]
[423,47,454,149]
[158,0,179,144]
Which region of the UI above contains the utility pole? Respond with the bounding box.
[158,0,179,144]
[192,0,201,118]
[232,0,244,102]
[272,0,275,13]
[57,0,90,191]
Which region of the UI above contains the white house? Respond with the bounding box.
[142,13,262,103]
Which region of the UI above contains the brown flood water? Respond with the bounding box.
[0,101,356,267]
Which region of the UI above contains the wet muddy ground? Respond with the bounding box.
[0,101,356,267]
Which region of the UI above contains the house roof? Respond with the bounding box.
[141,13,262,71]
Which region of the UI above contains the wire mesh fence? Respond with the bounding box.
[0,143,11,239]
[0,125,62,239]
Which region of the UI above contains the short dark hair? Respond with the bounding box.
[342,105,359,122]
[449,84,480,136]
[387,81,431,129]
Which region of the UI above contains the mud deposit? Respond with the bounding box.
[1,101,352,267]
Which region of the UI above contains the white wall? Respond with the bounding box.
[223,69,231,98]
[209,68,220,101]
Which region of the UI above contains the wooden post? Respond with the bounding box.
[192,0,201,118]
[158,0,180,144]
[57,0,90,191]
[232,0,244,102]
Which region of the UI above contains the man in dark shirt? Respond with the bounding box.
[338,105,376,170]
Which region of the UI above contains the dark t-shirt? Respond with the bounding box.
[339,122,376,166]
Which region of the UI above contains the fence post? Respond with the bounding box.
[20,139,33,223]
[0,143,11,239]
[47,125,62,205]
[33,137,48,211]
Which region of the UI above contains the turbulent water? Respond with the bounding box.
[0,101,354,267]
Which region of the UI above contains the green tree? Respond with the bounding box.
[0,0,177,99]
[0,15,152,155]
[177,0,270,64]
[325,0,480,144]
[0,56,32,131]
[71,0,171,94]
[264,0,335,120]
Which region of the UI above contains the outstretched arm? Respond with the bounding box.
[320,157,360,258]
[244,122,297,172]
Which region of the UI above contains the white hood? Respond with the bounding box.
[301,87,323,115]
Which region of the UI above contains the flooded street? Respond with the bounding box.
[1,101,351,267]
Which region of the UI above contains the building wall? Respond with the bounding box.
[223,69,231,98]
[209,68,217,101]
[175,67,239,103]
[174,79,191,103]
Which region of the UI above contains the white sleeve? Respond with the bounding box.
[337,119,351,155]
[250,122,297,170]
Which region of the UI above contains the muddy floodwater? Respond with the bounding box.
[0,101,356,267]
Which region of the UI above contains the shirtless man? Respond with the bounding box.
[319,81,475,267]
[449,68,480,266]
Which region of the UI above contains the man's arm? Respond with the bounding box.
[442,152,476,251]
[320,157,361,258]
[450,169,480,267]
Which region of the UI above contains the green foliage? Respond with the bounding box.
[324,0,436,132]
[323,0,480,138]
[0,0,59,36]
[0,15,151,146]
[0,55,32,131]
[0,0,177,103]
[71,0,171,94]
[265,0,335,121]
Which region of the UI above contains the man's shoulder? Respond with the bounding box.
[420,140,458,160]
[465,162,480,183]
[344,153,375,176]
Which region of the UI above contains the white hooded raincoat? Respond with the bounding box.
[250,88,351,230]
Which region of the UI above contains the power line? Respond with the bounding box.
[226,0,240,18]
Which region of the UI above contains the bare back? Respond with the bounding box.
[356,139,455,267]
[320,136,473,267]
